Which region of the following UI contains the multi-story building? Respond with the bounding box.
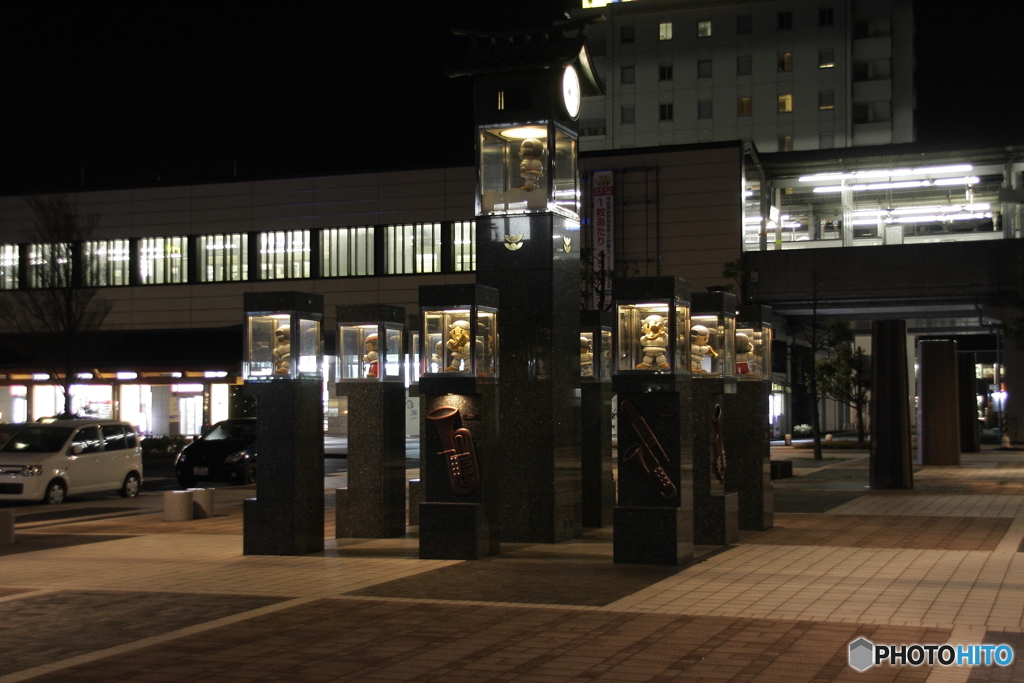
[575,0,914,152]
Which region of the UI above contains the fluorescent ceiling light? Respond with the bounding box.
[799,164,973,183]
[498,126,548,140]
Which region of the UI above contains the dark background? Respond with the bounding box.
[0,1,1020,195]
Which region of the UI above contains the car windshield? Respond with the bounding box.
[201,422,256,443]
[1,426,75,453]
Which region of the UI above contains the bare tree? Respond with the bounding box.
[0,196,112,417]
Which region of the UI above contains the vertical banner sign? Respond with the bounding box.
[592,170,615,303]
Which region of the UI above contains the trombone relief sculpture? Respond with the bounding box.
[618,400,678,500]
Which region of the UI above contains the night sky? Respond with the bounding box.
[0,1,1020,196]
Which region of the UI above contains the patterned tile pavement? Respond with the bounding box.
[0,446,1021,682]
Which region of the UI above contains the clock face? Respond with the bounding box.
[562,66,581,119]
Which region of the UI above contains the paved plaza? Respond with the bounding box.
[2,447,1023,682]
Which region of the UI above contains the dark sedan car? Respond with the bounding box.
[174,418,257,488]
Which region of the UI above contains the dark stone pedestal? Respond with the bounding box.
[958,353,981,453]
[870,320,914,489]
[724,381,773,531]
[612,379,694,565]
[418,382,500,559]
[476,213,581,543]
[581,381,614,528]
[243,381,324,555]
[613,506,692,565]
[692,378,738,546]
[419,502,490,560]
[334,382,406,538]
[918,339,961,466]
[408,480,423,526]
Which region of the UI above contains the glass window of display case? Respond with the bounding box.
[478,122,579,219]
[736,325,772,380]
[691,314,736,377]
[408,330,421,385]
[244,312,323,381]
[580,328,613,381]
[616,301,689,374]
[422,306,499,378]
[337,323,403,381]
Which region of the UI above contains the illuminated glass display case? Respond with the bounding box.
[244,311,323,382]
[614,297,691,375]
[690,293,738,379]
[337,325,402,382]
[736,306,773,381]
[422,305,498,378]
[477,121,579,220]
[580,320,612,382]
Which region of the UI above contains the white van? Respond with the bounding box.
[0,420,144,504]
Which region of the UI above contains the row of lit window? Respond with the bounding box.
[624,50,835,86]
[624,91,837,124]
[0,223,477,290]
[628,8,836,43]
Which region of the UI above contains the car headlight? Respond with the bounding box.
[20,465,44,476]
[223,451,246,465]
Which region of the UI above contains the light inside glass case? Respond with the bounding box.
[580,333,595,379]
[617,301,681,373]
[736,326,772,380]
[600,329,612,381]
[245,313,322,381]
[691,314,736,377]
[478,123,578,219]
[422,307,498,378]
[337,324,403,381]
[581,329,613,381]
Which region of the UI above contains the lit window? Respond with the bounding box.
[736,15,752,34]
[659,103,674,121]
[737,55,752,76]
[819,7,834,26]
[620,26,634,43]
[0,245,19,290]
[778,94,794,113]
[83,239,130,286]
[386,223,441,275]
[738,97,753,116]
[697,60,712,78]
[778,52,793,72]
[621,66,635,85]
[29,243,72,289]
[819,48,835,68]
[621,105,635,124]
[139,236,187,285]
[659,22,673,40]
[260,230,311,280]
[818,90,835,110]
[778,135,794,152]
[659,64,673,81]
[698,20,712,37]
[778,12,793,30]
[698,100,713,119]
[321,227,373,277]
[453,221,476,272]
[197,233,248,283]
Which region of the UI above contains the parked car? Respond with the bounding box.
[0,420,144,504]
[174,418,257,488]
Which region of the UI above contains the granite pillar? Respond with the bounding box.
[476,213,581,543]
[958,353,981,453]
[243,380,324,555]
[580,309,614,528]
[692,378,739,545]
[918,339,961,466]
[335,382,406,538]
[418,384,500,560]
[869,320,913,489]
[725,379,774,531]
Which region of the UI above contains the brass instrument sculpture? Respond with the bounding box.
[618,400,678,500]
[426,406,481,496]
[711,403,726,484]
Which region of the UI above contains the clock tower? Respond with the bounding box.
[451,17,605,543]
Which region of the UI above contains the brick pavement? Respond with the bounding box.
[0,446,1021,683]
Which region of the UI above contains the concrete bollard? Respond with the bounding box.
[824,434,833,443]
[164,490,195,522]
[189,488,216,519]
[0,508,14,545]
[784,434,792,446]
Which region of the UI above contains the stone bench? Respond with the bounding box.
[165,488,217,521]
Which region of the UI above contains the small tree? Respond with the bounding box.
[0,196,112,417]
[816,321,871,445]
[800,268,828,459]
